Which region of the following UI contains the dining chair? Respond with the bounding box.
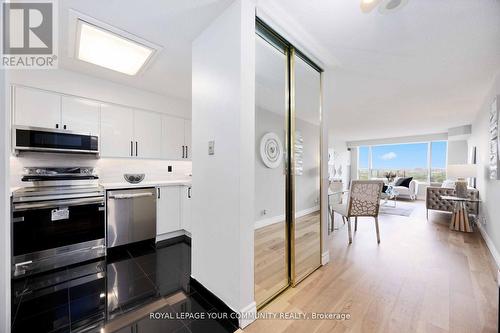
[331,180,384,244]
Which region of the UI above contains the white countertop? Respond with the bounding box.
[10,179,191,195]
[100,179,191,190]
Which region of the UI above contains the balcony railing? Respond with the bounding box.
[358,168,446,183]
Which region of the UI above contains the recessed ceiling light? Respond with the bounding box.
[76,19,155,76]
[360,0,382,13]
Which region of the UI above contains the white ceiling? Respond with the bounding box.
[266,0,500,141]
[58,0,500,142]
[58,0,233,101]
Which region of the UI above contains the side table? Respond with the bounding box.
[440,195,480,233]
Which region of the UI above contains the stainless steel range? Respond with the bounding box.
[11,167,105,278]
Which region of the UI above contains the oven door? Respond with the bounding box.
[11,260,106,333]
[12,197,105,277]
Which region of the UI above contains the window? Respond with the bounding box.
[431,141,447,183]
[358,146,369,180]
[371,143,428,181]
[356,141,448,183]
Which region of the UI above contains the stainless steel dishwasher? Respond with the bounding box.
[106,187,156,248]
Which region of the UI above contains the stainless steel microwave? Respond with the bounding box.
[13,126,99,155]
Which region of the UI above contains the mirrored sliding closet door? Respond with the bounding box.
[254,19,323,308]
[291,51,322,285]
[254,33,289,307]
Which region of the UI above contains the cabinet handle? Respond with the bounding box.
[188,187,191,198]
[130,141,133,156]
[158,188,161,199]
[182,145,185,159]
[135,141,138,156]
[63,125,67,130]
[186,146,188,159]
[55,124,59,129]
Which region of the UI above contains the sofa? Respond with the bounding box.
[375,177,418,200]
[426,187,479,219]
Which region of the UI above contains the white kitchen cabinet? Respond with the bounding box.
[184,120,192,160]
[160,116,192,160]
[100,103,134,157]
[134,110,162,159]
[161,115,185,160]
[14,86,61,129]
[13,84,192,161]
[61,96,100,135]
[156,186,181,235]
[181,185,192,234]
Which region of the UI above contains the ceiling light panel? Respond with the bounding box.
[360,0,382,13]
[76,20,155,75]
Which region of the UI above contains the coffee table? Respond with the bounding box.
[381,185,399,208]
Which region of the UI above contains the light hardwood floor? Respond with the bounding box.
[245,200,498,333]
[254,220,288,305]
[254,212,321,306]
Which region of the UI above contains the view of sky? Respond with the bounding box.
[358,141,447,169]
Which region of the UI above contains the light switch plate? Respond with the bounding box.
[208,140,215,155]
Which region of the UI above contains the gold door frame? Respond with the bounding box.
[255,17,324,308]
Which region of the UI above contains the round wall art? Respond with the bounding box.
[260,132,283,169]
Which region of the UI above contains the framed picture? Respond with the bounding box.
[469,146,477,187]
[489,96,499,180]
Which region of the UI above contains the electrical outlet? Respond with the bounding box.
[261,209,267,216]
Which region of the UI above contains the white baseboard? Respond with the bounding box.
[477,223,500,269]
[156,229,188,242]
[254,214,283,230]
[239,301,257,328]
[254,206,320,230]
[321,251,330,265]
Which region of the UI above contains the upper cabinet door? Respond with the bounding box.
[100,104,134,158]
[61,96,100,135]
[14,86,61,129]
[134,110,162,159]
[161,115,185,160]
[184,120,192,160]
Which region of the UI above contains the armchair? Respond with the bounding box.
[426,187,479,219]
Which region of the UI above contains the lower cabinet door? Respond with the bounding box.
[156,186,181,236]
[181,186,192,234]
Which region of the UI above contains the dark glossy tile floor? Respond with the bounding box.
[11,239,238,333]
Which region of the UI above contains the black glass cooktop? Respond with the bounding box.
[11,239,238,333]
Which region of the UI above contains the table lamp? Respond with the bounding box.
[446,164,477,198]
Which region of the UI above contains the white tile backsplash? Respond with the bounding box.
[10,152,192,188]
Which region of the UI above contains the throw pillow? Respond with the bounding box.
[395,177,413,188]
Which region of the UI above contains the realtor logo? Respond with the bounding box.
[2,1,58,68]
